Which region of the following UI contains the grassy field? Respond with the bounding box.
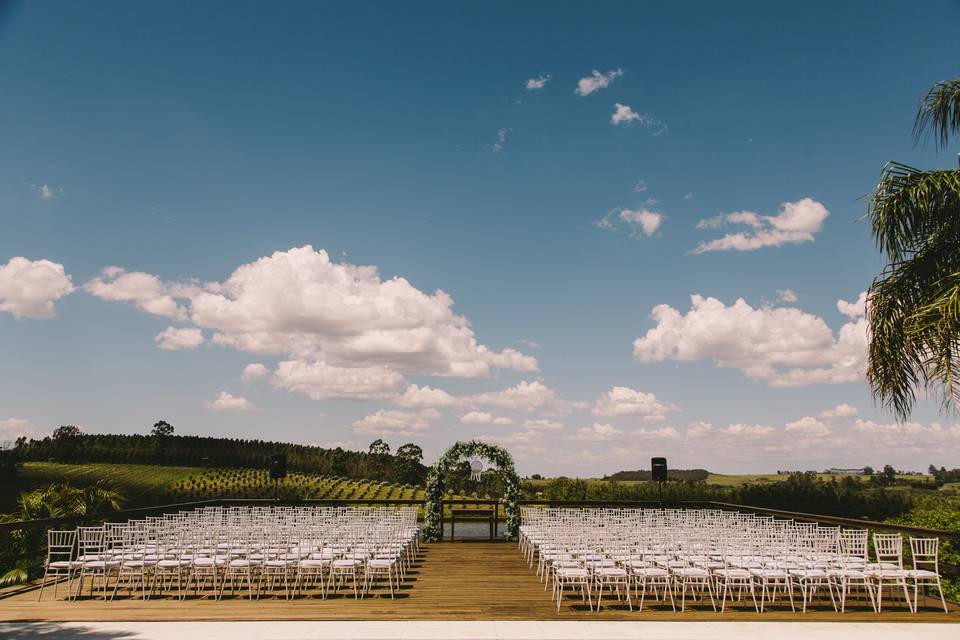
[3,462,485,516]
[4,462,202,512]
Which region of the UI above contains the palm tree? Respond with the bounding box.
[867,76,960,420]
[0,482,123,586]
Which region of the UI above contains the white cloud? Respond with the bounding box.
[352,408,440,436]
[785,416,832,437]
[596,208,663,237]
[819,403,858,419]
[610,104,665,132]
[777,289,798,303]
[241,363,269,383]
[205,391,255,412]
[693,198,829,253]
[837,291,868,319]
[0,257,74,319]
[459,411,515,425]
[611,103,641,125]
[154,326,204,350]
[22,182,62,200]
[633,293,867,387]
[90,247,537,397]
[575,69,623,96]
[525,74,550,90]
[491,128,511,152]
[272,360,405,401]
[518,339,541,349]
[523,419,564,430]
[633,180,647,193]
[467,380,583,413]
[619,209,662,236]
[683,193,694,200]
[84,267,188,320]
[392,384,458,408]
[568,422,623,442]
[0,417,34,441]
[592,386,677,421]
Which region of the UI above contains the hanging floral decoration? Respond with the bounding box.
[422,440,521,542]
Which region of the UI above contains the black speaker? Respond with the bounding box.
[270,454,287,479]
[651,457,668,482]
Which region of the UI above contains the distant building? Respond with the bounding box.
[827,468,866,475]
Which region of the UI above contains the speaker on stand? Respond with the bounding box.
[651,457,668,507]
[270,454,287,500]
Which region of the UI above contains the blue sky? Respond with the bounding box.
[1,1,959,474]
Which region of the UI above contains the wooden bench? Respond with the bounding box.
[448,508,497,541]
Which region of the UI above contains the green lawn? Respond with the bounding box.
[4,462,201,512]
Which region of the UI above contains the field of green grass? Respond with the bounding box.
[4,462,202,512]
[3,462,485,517]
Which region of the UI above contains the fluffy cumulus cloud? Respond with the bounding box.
[205,391,255,412]
[467,380,582,413]
[459,411,515,425]
[86,246,537,401]
[271,360,405,401]
[241,363,269,383]
[596,208,663,237]
[568,422,623,441]
[525,74,550,90]
[391,384,458,408]
[632,293,867,387]
[784,416,832,437]
[694,198,829,253]
[84,267,188,320]
[592,386,677,421]
[611,103,641,125]
[575,68,623,96]
[0,257,74,319]
[154,326,204,350]
[352,408,440,436]
[819,403,858,419]
[837,291,868,319]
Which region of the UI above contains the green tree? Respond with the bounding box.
[867,75,960,420]
[151,420,174,439]
[368,439,390,456]
[50,425,82,462]
[395,443,423,463]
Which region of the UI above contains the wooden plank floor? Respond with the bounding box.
[1,542,957,622]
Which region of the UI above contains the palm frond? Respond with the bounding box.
[0,567,28,587]
[868,163,960,262]
[913,76,960,149]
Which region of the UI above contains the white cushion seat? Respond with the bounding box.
[299,559,328,568]
[905,569,939,578]
[157,559,190,568]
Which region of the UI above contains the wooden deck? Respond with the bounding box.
[1,542,957,622]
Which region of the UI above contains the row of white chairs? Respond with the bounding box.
[519,507,950,614]
[37,505,420,601]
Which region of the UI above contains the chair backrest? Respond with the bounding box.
[909,537,940,572]
[872,533,903,567]
[46,529,76,561]
[77,526,105,558]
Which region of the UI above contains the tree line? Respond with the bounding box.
[527,472,915,521]
[9,423,428,486]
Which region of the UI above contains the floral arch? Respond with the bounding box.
[422,440,521,542]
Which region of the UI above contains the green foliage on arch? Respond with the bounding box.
[423,440,521,542]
